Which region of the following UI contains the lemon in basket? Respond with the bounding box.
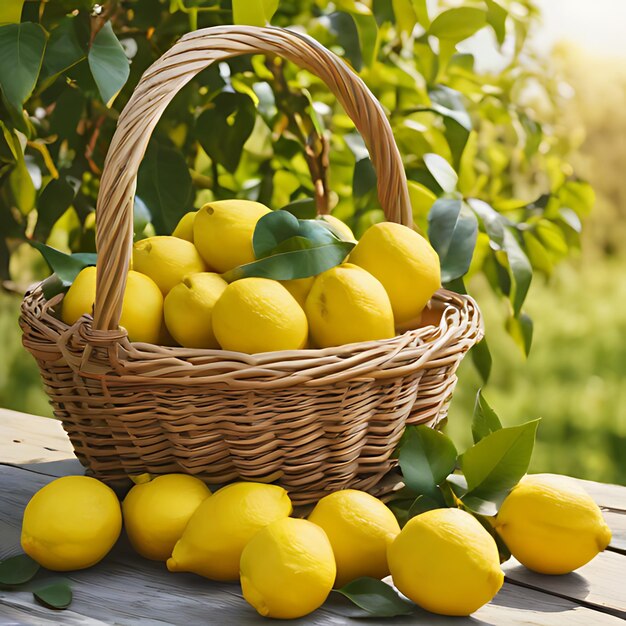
[388,508,503,616]
[61,266,163,343]
[172,211,197,242]
[193,199,271,273]
[281,276,315,308]
[349,222,441,326]
[319,214,356,242]
[305,264,394,348]
[308,489,400,587]
[122,474,211,561]
[167,482,292,581]
[493,474,612,575]
[164,272,227,348]
[240,517,336,619]
[21,476,122,571]
[212,277,308,353]
[133,236,207,295]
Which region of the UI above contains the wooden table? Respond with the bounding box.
[1,408,625,625]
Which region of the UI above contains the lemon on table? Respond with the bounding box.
[172,211,197,242]
[193,200,271,273]
[133,236,207,295]
[305,264,394,348]
[164,273,228,349]
[167,482,292,581]
[212,278,308,353]
[308,489,400,587]
[281,276,315,308]
[122,474,211,561]
[493,474,612,575]
[61,267,163,344]
[349,222,441,326]
[240,517,336,619]
[388,508,503,616]
[21,476,122,571]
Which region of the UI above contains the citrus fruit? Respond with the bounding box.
[164,273,227,348]
[349,222,441,325]
[240,517,336,619]
[122,474,211,561]
[167,482,292,581]
[493,474,612,575]
[193,200,271,273]
[212,278,308,353]
[172,211,197,242]
[305,264,394,348]
[308,489,400,587]
[319,215,356,241]
[21,476,122,571]
[133,236,207,295]
[61,266,163,343]
[388,508,503,616]
[281,276,315,308]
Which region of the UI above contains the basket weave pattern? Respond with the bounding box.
[20,26,483,505]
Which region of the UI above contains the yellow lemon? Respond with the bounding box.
[319,215,356,241]
[281,276,315,308]
[349,222,441,325]
[193,200,271,273]
[308,489,400,587]
[305,264,394,348]
[172,211,197,242]
[240,517,336,619]
[133,236,207,295]
[493,474,612,575]
[212,278,308,353]
[164,273,227,348]
[61,267,163,343]
[388,508,503,616]
[122,474,211,561]
[167,482,292,581]
[21,476,122,571]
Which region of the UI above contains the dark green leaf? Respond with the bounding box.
[0,554,40,586]
[0,1,25,24]
[34,177,76,241]
[502,228,532,316]
[428,87,471,169]
[353,157,377,198]
[467,198,506,246]
[33,582,72,610]
[197,91,256,173]
[398,425,457,499]
[428,198,478,283]
[473,512,512,563]
[280,198,316,219]
[350,11,379,68]
[0,22,47,110]
[42,17,86,79]
[334,577,415,618]
[329,12,363,71]
[471,337,492,383]
[133,195,151,240]
[232,0,278,26]
[429,7,487,42]
[423,153,457,192]
[87,21,130,107]
[486,0,507,46]
[407,494,440,519]
[472,388,502,444]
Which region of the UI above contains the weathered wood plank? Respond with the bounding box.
[603,510,626,554]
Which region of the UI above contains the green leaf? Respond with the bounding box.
[471,337,492,384]
[280,198,317,220]
[429,7,487,42]
[133,195,151,240]
[472,512,511,563]
[411,0,430,28]
[334,577,415,618]
[398,425,457,500]
[42,17,86,80]
[502,228,532,316]
[88,21,130,107]
[232,0,278,26]
[423,153,457,192]
[407,494,440,519]
[137,139,192,235]
[460,419,540,514]
[486,0,507,46]
[557,180,595,217]
[329,12,363,71]
[428,198,478,283]
[506,311,533,357]
[197,91,256,173]
[428,87,471,169]
[0,0,24,24]
[472,388,502,444]
[33,582,72,610]
[34,177,76,241]
[353,157,377,198]
[392,0,417,34]
[0,554,40,586]
[0,22,47,110]
[350,11,379,68]
[467,198,505,247]
[8,153,36,214]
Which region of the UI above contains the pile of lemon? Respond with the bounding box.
[61,200,441,352]
[20,473,611,618]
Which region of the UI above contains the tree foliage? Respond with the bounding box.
[0,0,593,365]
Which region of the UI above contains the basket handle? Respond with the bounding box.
[93,25,412,332]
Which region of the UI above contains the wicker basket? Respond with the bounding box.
[20,25,483,505]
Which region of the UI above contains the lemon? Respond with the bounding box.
[281,277,315,308]
[493,474,612,575]
[164,273,227,349]
[319,215,356,241]
[308,489,400,587]
[122,474,210,561]
[349,222,441,326]
[172,211,197,242]
[305,264,394,348]
[21,476,122,571]
[212,278,308,353]
[61,267,163,344]
[167,482,292,581]
[388,508,503,616]
[240,517,336,619]
[133,236,207,295]
[193,200,271,273]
